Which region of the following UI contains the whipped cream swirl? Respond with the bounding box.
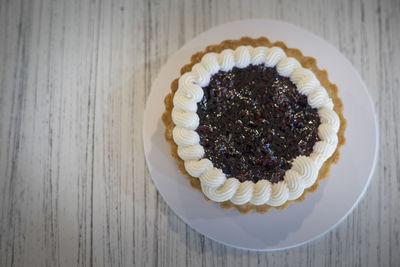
[171,46,340,206]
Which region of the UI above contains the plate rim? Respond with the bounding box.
[142,19,379,251]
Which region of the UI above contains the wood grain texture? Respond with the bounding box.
[0,0,399,266]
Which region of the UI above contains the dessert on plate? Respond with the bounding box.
[162,37,346,214]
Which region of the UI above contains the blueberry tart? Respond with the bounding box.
[162,37,346,213]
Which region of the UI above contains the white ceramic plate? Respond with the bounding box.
[142,19,378,251]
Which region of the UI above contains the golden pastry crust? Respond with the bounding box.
[162,37,346,214]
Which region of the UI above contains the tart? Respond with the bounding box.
[162,37,346,214]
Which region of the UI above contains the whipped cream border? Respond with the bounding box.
[171,46,340,206]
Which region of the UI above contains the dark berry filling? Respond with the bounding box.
[196,64,320,183]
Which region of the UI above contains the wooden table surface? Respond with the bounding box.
[1,0,399,266]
